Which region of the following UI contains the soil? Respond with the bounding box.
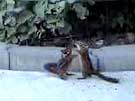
[19,32,135,48]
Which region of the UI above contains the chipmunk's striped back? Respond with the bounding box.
[74,41,119,83]
[74,41,94,78]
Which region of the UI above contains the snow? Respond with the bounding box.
[0,70,135,101]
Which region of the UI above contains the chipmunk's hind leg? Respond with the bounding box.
[44,63,58,74]
[77,77,87,79]
[59,73,68,80]
[59,72,74,80]
[77,71,89,79]
[88,73,92,77]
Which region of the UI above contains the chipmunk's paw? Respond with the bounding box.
[77,77,87,80]
[66,72,75,76]
[59,74,68,80]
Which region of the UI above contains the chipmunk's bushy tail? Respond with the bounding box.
[94,72,119,83]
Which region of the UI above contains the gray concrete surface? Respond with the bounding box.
[1,42,135,72]
[0,70,135,101]
[8,46,81,72]
[90,45,135,71]
[0,42,9,70]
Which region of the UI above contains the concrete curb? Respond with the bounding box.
[0,42,9,70]
[1,42,135,72]
[90,45,135,71]
[0,42,82,72]
[8,46,81,72]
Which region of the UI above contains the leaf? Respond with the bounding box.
[56,20,64,28]
[16,10,34,27]
[73,3,89,20]
[0,11,5,29]
[34,0,48,17]
[117,16,125,28]
[0,0,7,10]
[5,27,16,38]
[58,22,72,34]
[0,30,6,42]
[16,24,28,33]
[45,1,65,15]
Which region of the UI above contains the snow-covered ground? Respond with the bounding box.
[0,70,135,101]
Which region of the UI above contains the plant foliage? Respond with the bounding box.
[0,0,95,44]
[0,0,135,45]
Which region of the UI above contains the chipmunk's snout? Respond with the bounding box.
[74,43,81,51]
[61,48,72,56]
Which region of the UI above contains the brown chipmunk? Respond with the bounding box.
[44,47,77,80]
[74,41,119,83]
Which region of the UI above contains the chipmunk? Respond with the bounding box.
[44,47,77,80]
[74,41,119,83]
